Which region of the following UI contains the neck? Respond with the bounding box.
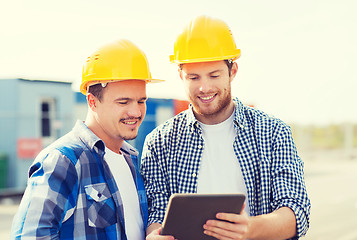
[85,112,123,154]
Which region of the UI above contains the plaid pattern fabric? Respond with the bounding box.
[141,98,310,239]
[11,121,148,240]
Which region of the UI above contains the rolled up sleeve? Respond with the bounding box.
[141,135,171,226]
[11,150,78,239]
[271,125,311,238]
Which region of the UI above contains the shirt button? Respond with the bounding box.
[192,173,197,177]
[198,145,202,149]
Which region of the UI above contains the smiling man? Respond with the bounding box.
[11,39,163,240]
[142,16,311,240]
[180,60,235,125]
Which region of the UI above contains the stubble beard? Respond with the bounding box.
[192,86,232,119]
[123,127,141,140]
[118,117,142,141]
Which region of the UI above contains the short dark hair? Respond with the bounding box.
[179,59,234,76]
[224,59,234,76]
[87,83,105,101]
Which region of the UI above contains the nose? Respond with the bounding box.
[198,78,211,93]
[127,103,143,118]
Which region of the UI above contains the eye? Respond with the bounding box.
[117,101,128,105]
[186,74,199,81]
[211,75,220,78]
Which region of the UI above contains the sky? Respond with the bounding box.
[1,0,356,125]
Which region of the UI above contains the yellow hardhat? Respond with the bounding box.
[170,15,241,64]
[80,39,164,95]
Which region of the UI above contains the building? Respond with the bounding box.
[0,79,74,189]
[0,78,189,190]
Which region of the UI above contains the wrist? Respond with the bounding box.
[245,216,259,239]
[146,222,162,236]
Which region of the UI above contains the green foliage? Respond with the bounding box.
[291,124,357,150]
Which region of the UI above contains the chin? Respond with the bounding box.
[196,105,219,115]
[122,133,138,141]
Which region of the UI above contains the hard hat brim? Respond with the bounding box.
[169,52,241,64]
[80,78,165,95]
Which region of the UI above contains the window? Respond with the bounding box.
[41,102,51,137]
[40,98,56,141]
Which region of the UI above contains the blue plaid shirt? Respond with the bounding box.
[141,98,310,239]
[11,121,148,240]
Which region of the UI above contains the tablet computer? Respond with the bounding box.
[160,193,246,239]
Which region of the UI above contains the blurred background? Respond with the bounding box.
[1,0,356,239]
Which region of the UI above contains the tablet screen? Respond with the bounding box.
[160,193,246,239]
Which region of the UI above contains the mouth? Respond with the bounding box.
[121,117,141,127]
[198,94,216,103]
[124,120,137,125]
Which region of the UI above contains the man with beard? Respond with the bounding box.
[142,16,310,240]
[11,39,163,239]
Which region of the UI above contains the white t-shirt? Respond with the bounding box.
[196,112,250,215]
[104,148,145,240]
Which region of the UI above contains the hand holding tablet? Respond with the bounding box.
[160,193,246,239]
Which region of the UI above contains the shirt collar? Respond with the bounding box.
[72,120,138,156]
[232,97,247,131]
[186,104,200,132]
[72,120,105,152]
[121,141,139,156]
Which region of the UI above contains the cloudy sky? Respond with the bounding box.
[1,0,356,125]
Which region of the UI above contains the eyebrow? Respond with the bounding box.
[209,70,223,74]
[186,73,199,77]
[186,69,223,77]
[114,97,147,101]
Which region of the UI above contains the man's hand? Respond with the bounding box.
[203,211,249,240]
[203,207,297,240]
[146,223,175,240]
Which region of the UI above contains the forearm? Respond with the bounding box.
[247,207,296,240]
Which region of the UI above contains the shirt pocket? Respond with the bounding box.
[84,183,117,228]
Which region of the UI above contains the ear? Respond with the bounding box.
[230,62,238,81]
[87,93,98,111]
[178,68,184,81]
